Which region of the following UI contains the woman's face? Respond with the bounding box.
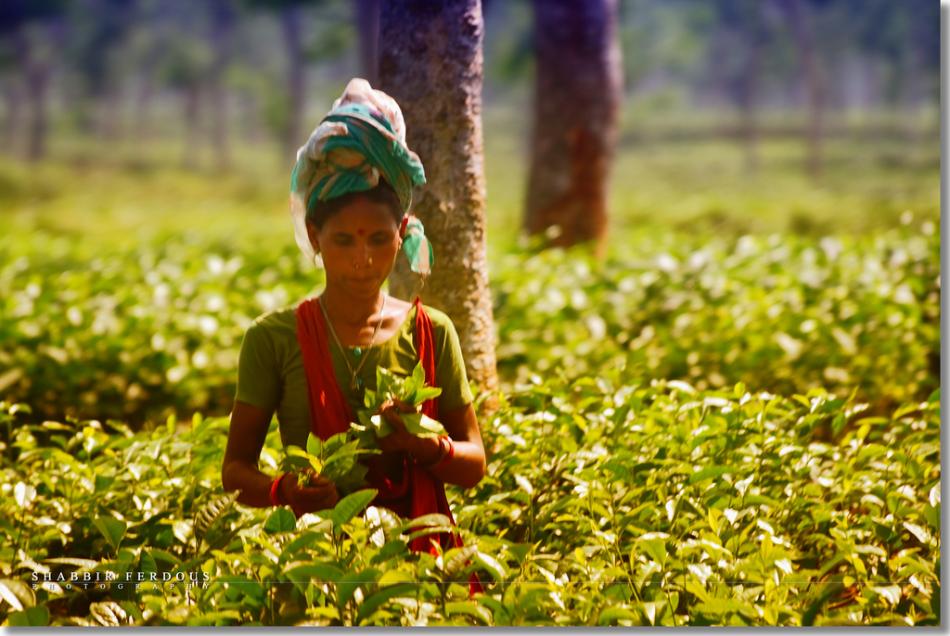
[307,196,401,299]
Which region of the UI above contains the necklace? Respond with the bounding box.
[319,293,388,391]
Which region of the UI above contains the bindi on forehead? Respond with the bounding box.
[356,228,366,236]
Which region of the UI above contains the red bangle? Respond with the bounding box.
[269,473,290,507]
[432,436,455,471]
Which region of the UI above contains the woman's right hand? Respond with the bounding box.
[279,473,339,517]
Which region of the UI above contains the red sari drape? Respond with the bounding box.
[296,296,482,593]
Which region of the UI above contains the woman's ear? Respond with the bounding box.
[306,221,320,254]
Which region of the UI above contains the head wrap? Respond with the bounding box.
[290,78,433,275]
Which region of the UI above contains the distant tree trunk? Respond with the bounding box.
[182,84,201,169]
[281,3,305,161]
[210,0,236,170]
[15,28,52,162]
[736,58,759,173]
[355,0,380,85]
[133,0,172,144]
[2,74,21,155]
[135,67,156,141]
[524,0,622,257]
[98,84,123,141]
[781,0,824,179]
[378,0,499,402]
[737,21,765,174]
[901,5,933,141]
[714,23,761,174]
[239,90,265,145]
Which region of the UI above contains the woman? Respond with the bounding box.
[221,79,486,548]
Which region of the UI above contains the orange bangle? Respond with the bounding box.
[421,436,448,468]
[269,472,290,506]
[432,436,455,471]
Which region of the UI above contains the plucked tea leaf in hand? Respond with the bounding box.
[401,413,447,438]
[306,433,323,457]
[283,446,313,473]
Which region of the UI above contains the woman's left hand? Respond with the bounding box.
[377,398,441,463]
[376,397,417,453]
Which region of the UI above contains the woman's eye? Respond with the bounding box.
[370,234,391,245]
[333,236,353,246]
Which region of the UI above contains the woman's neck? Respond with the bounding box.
[320,286,386,326]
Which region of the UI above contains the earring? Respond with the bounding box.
[313,252,324,269]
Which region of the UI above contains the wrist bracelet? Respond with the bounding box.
[269,472,290,507]
[421,436,448,468]
[432,436,455,471]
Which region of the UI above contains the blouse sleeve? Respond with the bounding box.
[234,321,281,413]
[433,314,474,413]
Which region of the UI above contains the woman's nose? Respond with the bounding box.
[354,241,373,267]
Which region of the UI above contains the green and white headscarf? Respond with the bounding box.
[290,78,433,275]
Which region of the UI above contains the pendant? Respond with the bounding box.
[352,346,362,357]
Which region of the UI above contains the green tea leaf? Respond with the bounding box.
[337,568,380,609]
[93,516,127,552]
[356,582,417,624]
[330,489,378,528]
[90,601,130,626]
[474,551,506,583]
[445,600,493,625]
[688,465,737,485]
[284,561,344,584]
[443,544,478,579]
[7,605,49,626]
[263,508,296,534]
[598,606,640,626]
[0,579,33,611]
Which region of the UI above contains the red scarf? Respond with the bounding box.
[296,296,483,593]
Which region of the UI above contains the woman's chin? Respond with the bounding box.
[345,278,384,297]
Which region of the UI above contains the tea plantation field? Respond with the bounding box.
[0,147,941,625]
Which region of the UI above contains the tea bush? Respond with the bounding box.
[0,379,939,626]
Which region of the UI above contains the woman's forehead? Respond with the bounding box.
[323,198,398,233]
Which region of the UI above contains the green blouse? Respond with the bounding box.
[234,301,473,448]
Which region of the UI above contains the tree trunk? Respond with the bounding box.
[524,0,622,256]
[281,4,305,162]
[15,27,51,162]
[355,0,380,85]
[182,84,201,169]
[98,84,122,142]
[378,0,499,401]
[781,0,824,179]
[210,0,236,170]
[135,71,156,142]
[737,17,766,174]
[736,63,759,174]
[2,74,21,155]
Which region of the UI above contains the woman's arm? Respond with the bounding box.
[379,401,486,489]
[222,400,338,513]
[424,402,486,488]
[222,400,276,507]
